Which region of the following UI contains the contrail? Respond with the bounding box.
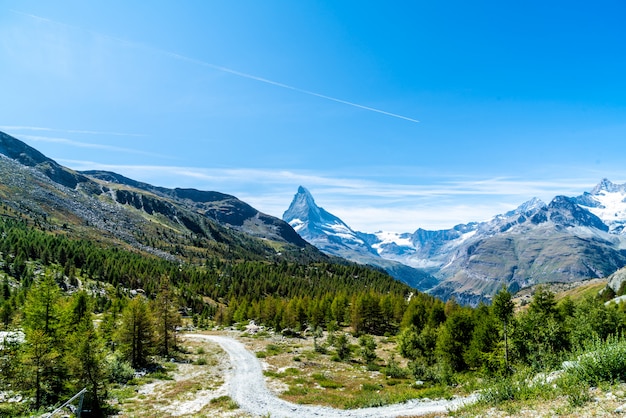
[11,10,420,123]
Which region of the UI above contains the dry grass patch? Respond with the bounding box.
[239,331,454,410]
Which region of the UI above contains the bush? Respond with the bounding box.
[558,374,592,408]
[480,377,520,405]
[566,335,626,385]
[384,356,409,379]
[265,344,282,355]
[106,355,135,384]
[480,368,556,406]
[362,383,383,391]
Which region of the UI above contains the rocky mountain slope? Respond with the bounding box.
[284,182,626,304]
[0,131,322,264]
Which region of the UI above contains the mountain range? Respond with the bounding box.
[283,182,626,304]
[0,130,325,266]
[4,129,626,305]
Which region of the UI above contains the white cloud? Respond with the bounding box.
[54,160,608,232]
[0,125,146,137]
[18,135,166,159]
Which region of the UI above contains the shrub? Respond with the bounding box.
[265,344,282,355]
[558,374,592,408]
[480,368,556,406]
[106,355,135,384]
[566,335,626,385]
[384,356,409,379]
[362,383,383,391]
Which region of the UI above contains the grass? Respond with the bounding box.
[264,367,301,378]
[256,342,284,358]
[250,332,464,410]
[312,372,344,389]
[194,357,208,365]
[209,395,239,410]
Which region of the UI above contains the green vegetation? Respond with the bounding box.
[0,211,414,415]
[4,210,626,416]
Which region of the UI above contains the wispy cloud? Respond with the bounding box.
[0,125,146,137]
[11,10,420,124]
[56,160,603,231]
[20,135,167,159]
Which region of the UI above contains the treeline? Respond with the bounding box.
[214,290,443,337]
[0,216,410,301]
[397,286,626,383]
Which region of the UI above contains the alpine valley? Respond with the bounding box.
[283,183,626,305]
[4,128,626,306]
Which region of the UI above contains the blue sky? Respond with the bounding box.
[1,1,625,232]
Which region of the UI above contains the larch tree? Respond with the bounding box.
[22,274,64,408]
[116,297,155,368]
[154,276,181,358]
[492,286,514,371]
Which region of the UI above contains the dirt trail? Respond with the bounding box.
[183,334,477,418]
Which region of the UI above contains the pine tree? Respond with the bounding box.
[22,274,64,408]
[359,334,378,365]
[66,319,107,416]
[23,274,61,336]
[22,329,59,409]
[335,333,351,361]
[492,286,514,371]
[116,297,155,368]
[435,308,474,372]
[154,276,181,357]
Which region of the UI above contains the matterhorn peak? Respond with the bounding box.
[283,186,360,241]
[283,185,322,225]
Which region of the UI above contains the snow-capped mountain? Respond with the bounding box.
[284,180,626,305]
[283,186,437,290]
[283,186,370,251]
[574,178,626,234]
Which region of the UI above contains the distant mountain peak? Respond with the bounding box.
[283,185,327,226]
[282,186,437,291]
[506,197,546,216]
[590,178,626,195]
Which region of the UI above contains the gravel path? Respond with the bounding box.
[183,334,477,418]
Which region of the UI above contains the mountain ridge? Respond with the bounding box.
[284,181,626,304]
[0,131,323,265]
